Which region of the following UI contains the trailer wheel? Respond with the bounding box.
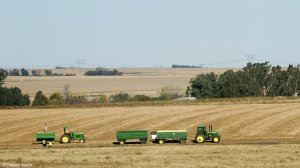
[158,139,164,144]
[179,139,186,144]
[195,135,205,143]
[212,136,220,143]
[61,134,71,143]
[140,139,147,144]
[79,140,85,143]
[119,140,125,145]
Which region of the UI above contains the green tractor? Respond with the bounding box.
[195,123,220,143]
[60,125,87,144]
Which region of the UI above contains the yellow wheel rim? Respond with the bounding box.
[197,136,204,143]
[62,137,69,143]
[159,140,164,144]
[213,137,219,143]
[120,141,124,145]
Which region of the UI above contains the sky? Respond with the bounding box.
[0,0,300,68]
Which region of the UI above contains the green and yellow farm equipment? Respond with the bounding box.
[60,125,86,143]
[151,130,187,144]
[36,132,55,147]
[116,130,148,145]
[195,123,221,143]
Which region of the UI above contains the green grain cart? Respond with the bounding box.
[195,123,220,143]
[151,130,187,144]
[60,125,86,143]
[36,132,55,147]
[116,130,148,145]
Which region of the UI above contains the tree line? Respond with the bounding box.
[0,69,30,106]
[4,68,75,76]
[187,62,300,98]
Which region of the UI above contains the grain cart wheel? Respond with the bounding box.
[79,140,85,143]
[179,139,186,144]
[119,140,125,145]
[140,139,147,144]
[158,139,164,144]
[195,135,205,143]
[48,142,52,147]
[212,136,220,143]
[61,134,71,143]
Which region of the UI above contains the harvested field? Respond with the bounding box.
[4,68,239,97]
[0,103,300,146]
[1,102,300,167]
[0,144,299,168]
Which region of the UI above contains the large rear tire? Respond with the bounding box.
[195,134,205,143]
[61,134,71,143]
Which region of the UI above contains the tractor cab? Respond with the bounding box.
[195,123,220,143]
[60,125,87,144]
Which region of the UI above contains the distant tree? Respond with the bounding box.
[189,72,219,98]
[49,92,64,105]
[21,68,29,76]
[286,65,300,96]
[85,68,122,76]
[31,70,38,76]
[32,91,48,106]
[63,84,71,104]
[159,85,182,100]
[109,92,130,102]
[131,94,151,101]
[45,70,52,76]
[242,62,271,96]
[9,69,20,76]
[0,68,8,86]
[0,87,30,106]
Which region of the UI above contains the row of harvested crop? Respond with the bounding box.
[116,123,221,145]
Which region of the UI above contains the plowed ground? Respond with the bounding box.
[1,103,300,147]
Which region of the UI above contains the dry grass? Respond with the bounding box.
[0,144,299,168]
[4,68,239,97]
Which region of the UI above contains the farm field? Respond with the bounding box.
[0,102,300,167]
[4,68,239,97]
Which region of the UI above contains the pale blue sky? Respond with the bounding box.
[0,0,299,68]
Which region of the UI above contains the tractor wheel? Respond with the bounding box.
[212,136,220,143]
[119,140,125,145]
[140,139,147,144]
[195,135,205,143]
[61,134,71,143]
[158,139,164,144]
[179,139,186,144]
[48,142,52,147]
[79,139,85,143]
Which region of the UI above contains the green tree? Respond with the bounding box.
[0,87,30,106]
[189,72,219,98]
[32,91,48,106]
[286,65,300,96]
[31,70,38,76]
[49,92,64,105]
[45,70,52,76]
[9,69,20,76]
[21,68,29,76]
[109,92,130,102]
[242,62,272,96]
[0,68,7,86]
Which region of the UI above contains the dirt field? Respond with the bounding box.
[0,102,300,167]
[4,68,239,97]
